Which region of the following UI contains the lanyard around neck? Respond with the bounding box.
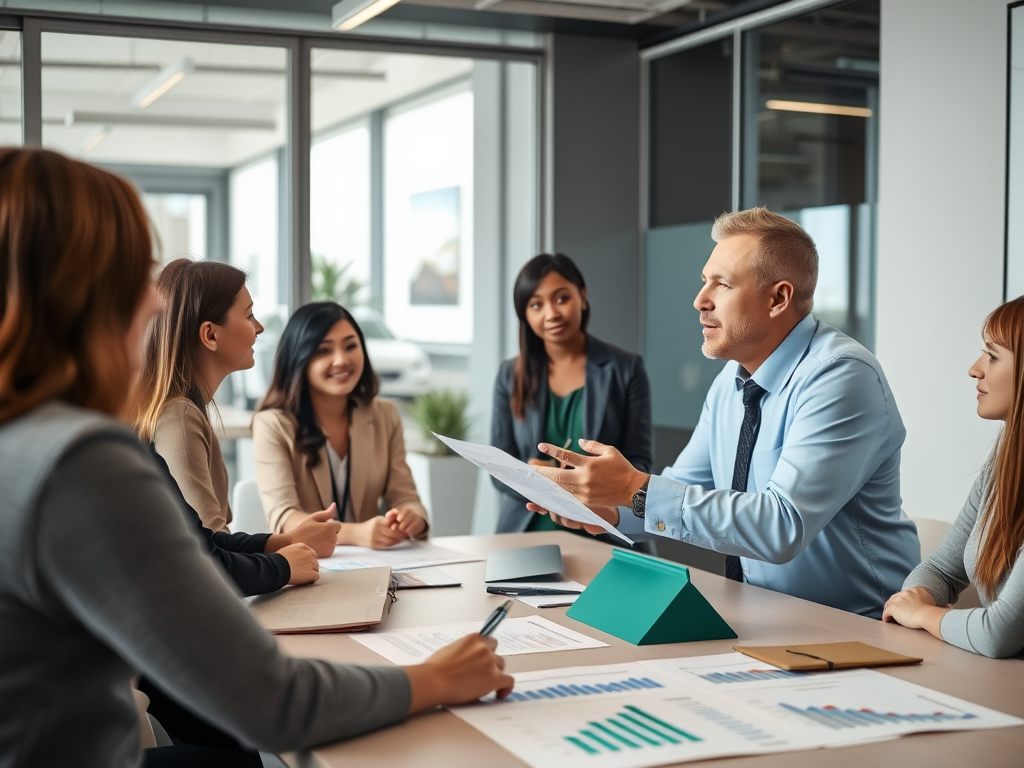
[328,432,352,521]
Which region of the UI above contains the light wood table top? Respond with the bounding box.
[278,531,1024,768]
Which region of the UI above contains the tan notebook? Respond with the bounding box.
[249,567,394,634]
[733,642,923,671]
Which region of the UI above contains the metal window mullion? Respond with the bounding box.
[641,0,845,61]
[730,29,741,213]
[369,109,384,313]
[289,37,311,312]
[21,17,41,146]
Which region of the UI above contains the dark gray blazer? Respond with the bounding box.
[490,334,653,533]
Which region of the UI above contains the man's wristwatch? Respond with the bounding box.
[631,476,650,518]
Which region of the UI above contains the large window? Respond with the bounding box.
[40,31,288,314]
[310,122,371,307]
[143,192,208,263]
[384,86,473,345]
[309,47,538,420]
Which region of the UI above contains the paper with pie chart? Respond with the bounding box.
[433,433,633,545]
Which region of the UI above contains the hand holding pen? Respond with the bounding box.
[480,599,513,637]
[406,600,515,711]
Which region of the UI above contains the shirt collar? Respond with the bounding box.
[733,313,818,395]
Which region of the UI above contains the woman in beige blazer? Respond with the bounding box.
[254,302,429,549]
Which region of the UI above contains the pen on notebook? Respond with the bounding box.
[479,599,512,638]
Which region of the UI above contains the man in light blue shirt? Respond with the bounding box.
[532,208,919,618]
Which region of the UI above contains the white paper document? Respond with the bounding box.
[433,433,633,545]
[448,654,1024,768]
[351,616,607,665]
[319,541,482,573]
[488,579,586,609]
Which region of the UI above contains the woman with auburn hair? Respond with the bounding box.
[490,253,652,534]
[0,148,513,768]
[884,296,1024,658]
[253,302,429,548]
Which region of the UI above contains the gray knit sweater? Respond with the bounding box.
[902,458,1024,658]
[0,402,411,768]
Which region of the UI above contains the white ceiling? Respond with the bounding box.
[0,31,475,167]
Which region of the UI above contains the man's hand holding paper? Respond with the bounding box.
[432,434,633,545]
[528,438,650,534]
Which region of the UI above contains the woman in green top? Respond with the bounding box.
[491,253,653,534]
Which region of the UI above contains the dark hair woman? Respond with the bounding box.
[490,253,653,533]
[0,148,512,768]
[254,301,429,549]
[884,297,1024,657]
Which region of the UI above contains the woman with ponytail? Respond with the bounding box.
[884,297,1024,657]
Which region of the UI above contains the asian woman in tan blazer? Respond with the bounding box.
[253,302,429,549]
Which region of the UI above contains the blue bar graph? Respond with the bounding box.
[699,669,805,684]
[562,704,702,755]
[507,677,664,702]
[779,702,978,730]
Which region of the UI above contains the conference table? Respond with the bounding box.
[277,531,1024,767]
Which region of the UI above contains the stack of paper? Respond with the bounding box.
[320,540,483,573]
[352,616,608,665]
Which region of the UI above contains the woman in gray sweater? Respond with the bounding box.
[883,297,1024,658]
[0,147,514,768]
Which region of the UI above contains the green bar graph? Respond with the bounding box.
[563,705,703,755]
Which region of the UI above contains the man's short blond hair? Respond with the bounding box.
[711,207,818,315]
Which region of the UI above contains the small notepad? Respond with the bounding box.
[734,641,923,671]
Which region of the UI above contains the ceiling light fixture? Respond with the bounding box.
[81,125,112,153]
[332,0,402,31]
[66,111,276,131]
[766,99,873,118]
[132,56,194,109]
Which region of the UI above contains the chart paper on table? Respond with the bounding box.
[450,655,1024,768]
[641,653,1024,747]
[449,662,814,768]
[319,541,483,573]
[351,616,607,665]
[433,433,632,544]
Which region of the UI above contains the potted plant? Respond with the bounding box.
[311,253,364,306]
[405,389,479,536]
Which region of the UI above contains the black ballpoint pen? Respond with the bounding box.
[479,599,513,637]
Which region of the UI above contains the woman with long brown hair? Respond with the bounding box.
[0,147,513,768]
[884,297,1024,657]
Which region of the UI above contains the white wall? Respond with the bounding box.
[876,0,1008,522]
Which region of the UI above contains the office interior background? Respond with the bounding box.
[0,0,1012,536]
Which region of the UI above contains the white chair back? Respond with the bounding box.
[231,478,269,534]
[911,516,982,610]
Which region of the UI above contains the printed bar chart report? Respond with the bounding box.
[508,677,664,702]
[449,657,1023,768]
[779,702,979,730]
[699,669,805,685]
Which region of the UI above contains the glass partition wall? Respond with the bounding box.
[643,0,879,447]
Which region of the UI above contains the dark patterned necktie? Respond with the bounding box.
[725,379,767,582]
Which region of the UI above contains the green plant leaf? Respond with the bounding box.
[409,389,471,456]
[311,252,364,307]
